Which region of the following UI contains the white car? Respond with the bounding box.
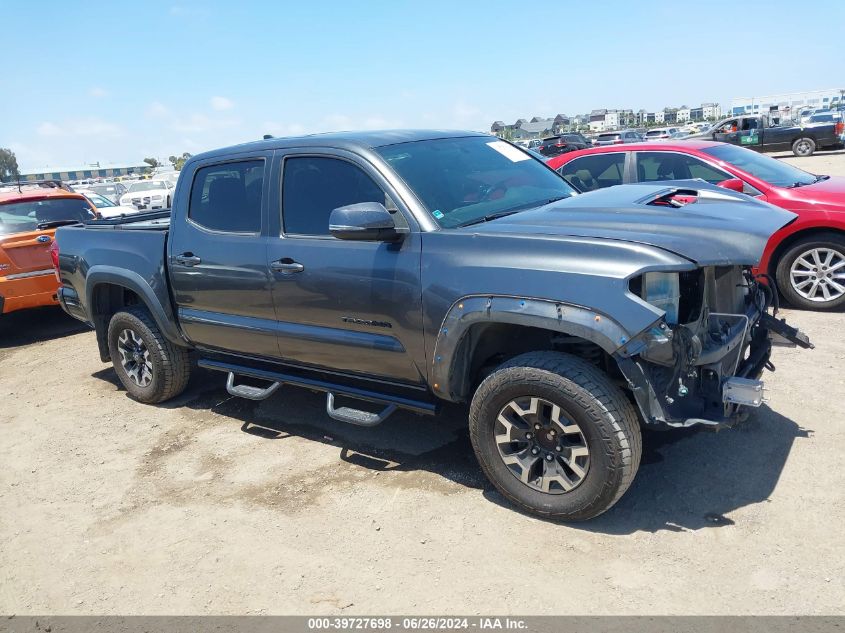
[119,179,174,210]
[78,191,140,219]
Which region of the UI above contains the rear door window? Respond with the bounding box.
[635,151,731,184]
[557,153,626,191]
[188,160,264,233]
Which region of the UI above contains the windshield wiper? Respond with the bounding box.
[36,219,84,230]
[786,181,811,189]
[814,174,830,183]
[455,209,523,228]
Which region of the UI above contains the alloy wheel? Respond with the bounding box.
[116,328,153,387]
[495,396,590,494]
[789,247,845,303]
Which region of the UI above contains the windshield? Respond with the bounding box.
[91,184,120,196]
[702,144,817,187]
[0,197,96,234]
[376,136,577,228]
[597,134,621,141]
[128,181,167,193]
[85,192,116,207]
[645,130,664,137]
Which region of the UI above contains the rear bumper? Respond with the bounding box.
[0,271,59,314]
[57,285,91,324]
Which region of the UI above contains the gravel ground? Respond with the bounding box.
[1,153,844,616]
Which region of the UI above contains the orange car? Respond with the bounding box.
[0,182,97,315]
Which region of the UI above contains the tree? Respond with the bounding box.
[0,147,20,183]
[169,152,193,171]
[143,157,159,168]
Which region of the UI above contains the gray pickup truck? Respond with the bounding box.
[54,130,811,521]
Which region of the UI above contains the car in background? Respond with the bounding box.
[78,191,140,219]
[118,179,174,210]
[807,112,842,124]
[546,141,845,310]
[644,127,679,140]
[82,182,127,204]
[536,133,591,156]
[0,181,97,316]
[593,130,641,146]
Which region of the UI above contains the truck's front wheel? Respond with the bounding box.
[469,351,641,521]
[107,306,191,404]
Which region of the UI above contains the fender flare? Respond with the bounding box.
[85,266,189,347]
[430,295,633,402]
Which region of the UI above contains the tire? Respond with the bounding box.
[107,306,191,403]
[469,351,642,521]
[792,137,816,157]
[775,233,845,310]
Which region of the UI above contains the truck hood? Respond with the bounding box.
[462,183,796,266]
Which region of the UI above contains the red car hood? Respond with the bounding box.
[791,176,845,209]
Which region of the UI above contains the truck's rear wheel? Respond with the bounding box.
[107,306,191,403]
[469,351,641,521]
[792,137,816,157]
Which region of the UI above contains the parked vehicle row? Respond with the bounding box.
[51,130,811,522]
[547,141,845,309]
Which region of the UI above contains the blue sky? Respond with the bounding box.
[2,0,843,170]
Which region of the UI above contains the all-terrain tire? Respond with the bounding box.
[107,306,191,403]
[792,137,816,157]
[775,233,845,310]
[469,351,641,521]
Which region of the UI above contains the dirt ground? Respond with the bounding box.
[1,152,844,616]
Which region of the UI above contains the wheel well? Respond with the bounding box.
[769,227,845,278]
[448,323,619,401]
[90,283,144,361]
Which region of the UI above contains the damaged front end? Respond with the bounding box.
[616,266,813,429]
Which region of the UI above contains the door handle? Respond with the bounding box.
[174,253,202,266]
[271,259,305,274]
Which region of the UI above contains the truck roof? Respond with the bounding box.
[190,129,489,163]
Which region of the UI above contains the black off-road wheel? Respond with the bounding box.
[792,137,816,157]
[469,351,641,521]
[776,233,845,310]
[107,306,191,403]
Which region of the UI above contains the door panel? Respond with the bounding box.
[168,153,280,357]
[268,153,425,384]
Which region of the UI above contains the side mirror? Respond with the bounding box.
[716,178,745,193]
[329,202,406,242]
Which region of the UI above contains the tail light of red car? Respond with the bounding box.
[49,240,61,282]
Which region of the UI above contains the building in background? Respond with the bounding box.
[729,89,843,121]
[492,101,723,138]
[17,162,151,182]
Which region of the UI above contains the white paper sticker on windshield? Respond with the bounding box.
[486,140,531,162]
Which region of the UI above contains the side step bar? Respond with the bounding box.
[226,373,281,401]
[200,359,437,420]
[326,393,397,427]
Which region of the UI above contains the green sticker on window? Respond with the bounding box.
[432,210,445,219]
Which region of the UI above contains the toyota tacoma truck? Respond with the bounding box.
[53,131,812,521]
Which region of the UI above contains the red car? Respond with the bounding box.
[547,141,845,310]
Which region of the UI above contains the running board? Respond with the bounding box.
[199,358,437,417]
[326,393,396,427]
[226,373,281,401]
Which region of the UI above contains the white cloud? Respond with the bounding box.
[262,122,309,137]
[37,122,62,137]
[147,101,169,117]
[89,87,108,98]
[210,96,234,111]
[36,118,124,139]
[170,113,241,133]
